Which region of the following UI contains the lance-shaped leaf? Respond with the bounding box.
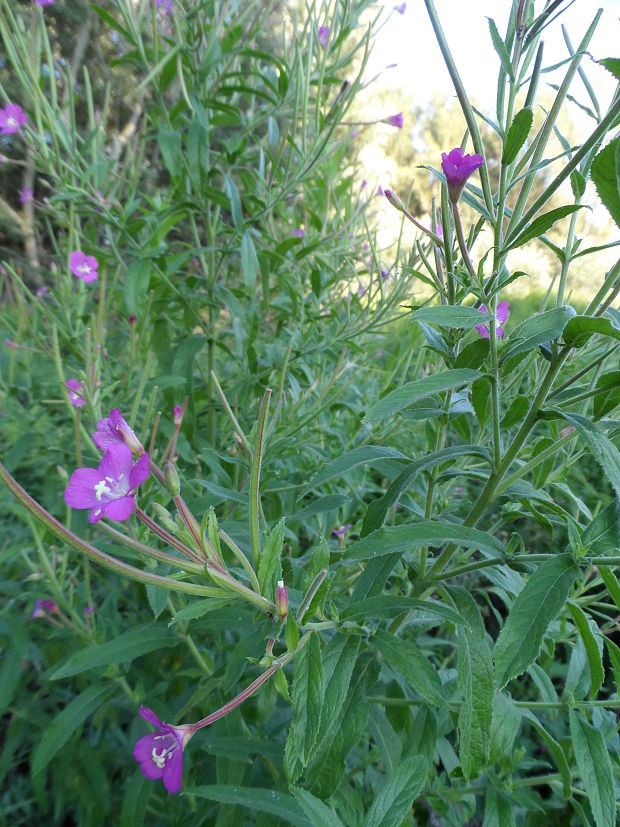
[502,205,585,252]
[410,305,489,330]
[451,588,494,779]
[501,306,576,361]
[189,786,311,826]
[494,554,578,688]
[286,632,324,771]
[362,756,428,827]
[557,412,620,499]
[502,107,533,165]
[567,603,604,699]
[364,370,480,424]
[305,445,408,492]
[374,629,444,706]
[590,136,620,228]
[569,711,615,827]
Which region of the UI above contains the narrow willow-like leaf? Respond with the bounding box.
[582,500,620,556]
[569,712,615,827]
[288,632,324,765]
[51,623,179,680]
[590,137,620,228]
[487,17,514,80]
[568,603,604,698]
[501,306,576,360]
[451,588,494,779]
[292,788,345,827]
[258,517,285,596]
[521,709,571,799]
[374,629,444,706]
[120,769,152,827]
[502,205,584,252]
[189,786,310,826]
[494,554,578,688]
[362,445,490,536]
[362,756,428,827]
[483,787,515,827]
[341,596,465,627]
[305,445,408,491]
[598,566,620,612]
[363,369,480,424]
[502,107,533,165]
[558,412,620,499]
[345,522,505,562]
[240,230,260,286]
[411,305,487,329]
[31,683,115,776]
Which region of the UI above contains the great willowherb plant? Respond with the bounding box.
[1,0,620,824]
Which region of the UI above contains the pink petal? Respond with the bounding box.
[475,323,490,339]
[97,443,133,480]
[64,468,101,509]
[140,706,164,728]
[496,325,505,340]
[130,453,150,489]
[104,496,135,522]
[162,746,183,793]
[496,300,510,324]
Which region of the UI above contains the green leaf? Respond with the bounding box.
[568,603,604,698]
[559,412,620,499]
[364,369,480,424]
[522,710,571,799]
[309,634,360,763]
[483,786,515,827]
[582,501,620,556]
[362,756,428,827]
[593,370,620,419]
[157,129,183,178]
[494,554,578,688]
[341,596,465,627]
[292,788,345,827]
[306,445,408,491]
[188,786,311,826]
[598,566,620,612]
[489,693,521,766]
[501,395,529,428]
[240,230,260,287]
[345,521,505,562]
[600,58,620,82]
[0,648,21,717]
[604,638,620,690]
[411,305,487,330]
[374,629,444,706]
[501,306,576,360]
[454,338,490,370]
[123,259,151,317]
[258,517,285,597]
[31,683,115,775]
[590,137,620,228]
[288,632,324,765]
[403,705,437,765]
[167,598,232,627]
[120,769,152,827]
[362,445,490,536]
[451,588,494,779]
[50,623,179,680]
[502,205,584,253]
[562,314,620,348]
[569,711,615,827]
[502,107,533,165]
[267,115,280,147]
[224,175,244,229]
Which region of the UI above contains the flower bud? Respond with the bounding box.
[163,461,181,497]
[173,405,183,426]
[276,580,289,622]
[151,502,179,534]
[384,189,405,212]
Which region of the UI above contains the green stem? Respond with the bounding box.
[250,388,271,569]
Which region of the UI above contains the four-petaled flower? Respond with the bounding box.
[332,523,352,539]
[65,379,86,407]
[30,598,60,619]
[381,112,403,129]
[133,707,194,794]
[475,300,510,340]
[318,26,329,48]
[93,409,144,455]
[64,443,150,523]
[441,147,484,202]
[70,251,99,283]
[292,227,304,238]
[0,104,28,136]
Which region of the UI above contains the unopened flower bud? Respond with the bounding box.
[173,405,183,426]
[384,189,405,212]
[276,580,289,622]
[163,461,180,497]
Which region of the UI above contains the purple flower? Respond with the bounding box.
[292,227,304,238]
[381,112,403,129]
[332,523,352,540]
[70,251,99,283]
[30,598,59,618]
[36,285,49,297]
[84,605,96,616]
[377,349,383,357]
[155,0,174,12]
[318,26,330,48]
[19,188,33,204]
[173,405,183,425]
[395,2,406,12]
[66,379,86,408]
[475,300,510,340]
[128,314,137,326]
[133,707,194,794]
[35,0,55,6]
[64,443,150,524]
[377,185,384,196]
[0,104,28,136]
[93,409,144,455]
[441,147,484,201]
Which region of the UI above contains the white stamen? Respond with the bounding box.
[94,479,112,501]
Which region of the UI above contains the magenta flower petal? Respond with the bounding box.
[395,2,406,12]
[103,496,135,522]
[496,325,505,340]
[93,409,144,455]
[441,147,484,201]
[318,25,329,48]
[65,379,86,407]
[133,706,193,794]
[70,251,99,283]
[64,468,103,509]
[35,0,55,6]
[129,453,151,488]
[382,112,403,129]
[475,323,490,339]
[496,300,510,324]
[0,104,28,136]
[140,706,164,728]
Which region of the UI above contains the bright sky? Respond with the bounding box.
[366,0,620,116]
